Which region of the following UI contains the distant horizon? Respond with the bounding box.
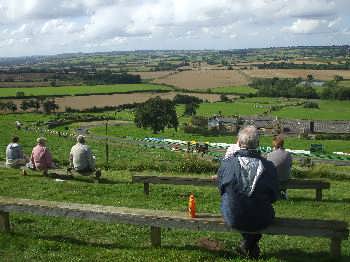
[1,0,349,57]
[0,44,349,59]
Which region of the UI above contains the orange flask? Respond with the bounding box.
[188,193,196,218]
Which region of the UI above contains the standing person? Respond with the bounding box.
[6,136,28,170]
[267,134,292,199]
[69,135,100,177]
[217,126,278,259]
[29,137,55,175]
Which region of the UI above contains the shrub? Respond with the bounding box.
[303,101,319,109]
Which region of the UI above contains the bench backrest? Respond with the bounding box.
[132,175,330,189]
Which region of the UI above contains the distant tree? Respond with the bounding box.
[303,101,319,109]
[184,102,199,116]
[134,96,178,133]
[307,74,314,82]
[43,99,59,114]
[334,75,344,82]
[6,101,17,112]
[220,94,231,102]
[20,100,30,111]
[16,91,25,97]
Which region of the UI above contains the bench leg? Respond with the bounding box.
[150,226,161,247]
[316,189,322,201]
[330,238,341,258]
[144,183,150,195]
[0,211,10,233]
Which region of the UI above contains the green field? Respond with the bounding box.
[273,100,350,120]
[210,86,257,94]
[0,84,172,97]
[339,81,350,87]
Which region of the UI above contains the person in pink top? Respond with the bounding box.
[30,137,55,175]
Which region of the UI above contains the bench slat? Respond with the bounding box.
[0,197,347,240]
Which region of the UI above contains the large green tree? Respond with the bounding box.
[134,96,178,133]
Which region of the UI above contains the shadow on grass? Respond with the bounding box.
[7,231,349,261]
[267,248,350,262]
[45,173,129,185]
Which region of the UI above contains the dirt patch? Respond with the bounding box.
[152,70,250,90]
[243,69,350,80]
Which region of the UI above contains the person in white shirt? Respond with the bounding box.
[69,135,96,173]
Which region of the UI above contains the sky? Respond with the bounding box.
[0,0,349,57]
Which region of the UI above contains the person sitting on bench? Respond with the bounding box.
[29,137,55,175]
[69,135,100,177]
[267,134,292,200]
[217,125,279,259]
[6,136,28,173]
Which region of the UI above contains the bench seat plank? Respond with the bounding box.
[0,197,347,240]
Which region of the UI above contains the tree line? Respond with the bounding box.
[250,78,319,99]
[254,61,350,70]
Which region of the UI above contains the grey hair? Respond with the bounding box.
[36,137,46,145]
[238,125,259,149]
[77,135,85,144]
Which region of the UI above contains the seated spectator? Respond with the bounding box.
[6,136,28,169]
[69,135,100,177]
[267,134,292,199]
[29,137,55,175]
[224,138,240,160]
[217,126,278,259]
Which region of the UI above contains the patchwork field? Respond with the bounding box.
[129,71,174,80]
[0,84,171,98]
[209,86,257,94]
[152,70,250,90]
[6,92,236,112]
[243,69,350,80]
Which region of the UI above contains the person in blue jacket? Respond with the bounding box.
[217,125,279,259]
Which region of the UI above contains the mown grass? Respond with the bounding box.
[0,168,349,262]
[0,84,172,97]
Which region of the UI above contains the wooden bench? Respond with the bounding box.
[132,175,330,201]
[0,197,347,258]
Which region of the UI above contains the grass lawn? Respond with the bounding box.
[0,168,349,261]
[0,84,172,97]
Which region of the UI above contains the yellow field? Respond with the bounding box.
[152,70,250,90]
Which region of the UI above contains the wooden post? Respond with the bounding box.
[0,211,10,232]
[144,183,150,195]
[150,226,161,247]
[316,188,322,201]
[330,238,341,258]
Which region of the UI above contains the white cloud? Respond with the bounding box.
[0,0,349,56]
[282,18,335,34]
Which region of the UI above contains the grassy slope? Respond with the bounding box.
[0,84,171,97]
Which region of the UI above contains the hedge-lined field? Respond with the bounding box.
[0,84,172,97]
[209,86,257,94]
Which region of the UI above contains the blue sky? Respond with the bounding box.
[0,0,349,57]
